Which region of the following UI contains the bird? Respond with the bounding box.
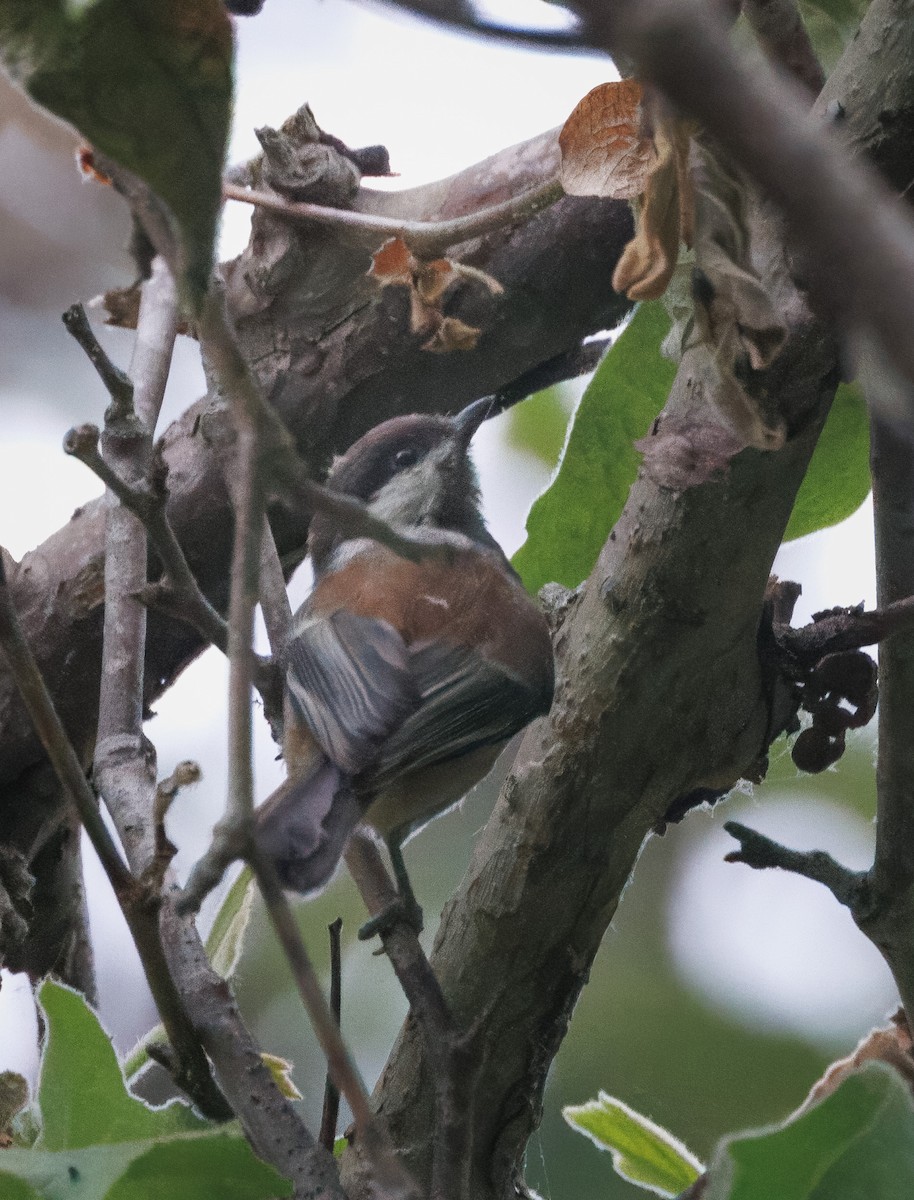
[255,397,555,936]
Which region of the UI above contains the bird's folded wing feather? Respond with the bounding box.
[284,609,420,774]
[368,639,549,791]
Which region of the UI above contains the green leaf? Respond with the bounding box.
[512,303,675,594]
[0,1135,292,1200]
[36,981,207,1150]
[0,0,233,303]
[706,1064,914,1200]
[564,1092,703,1196]
[796,1,868,69]
[505,385,572,467]
[206,866,255,980]
[783,383,869,541]
[107,1134,293,1199]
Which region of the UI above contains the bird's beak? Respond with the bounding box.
[452,396,495,449]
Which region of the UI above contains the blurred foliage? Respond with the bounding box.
[0,0,233,304]
[784,384,870,541]
[512,303,870,593]
[512,303,675,594]
[505,384,572,466]
[707,1063,914,1199]
[798,0,871,71]
[0,982,291,1200]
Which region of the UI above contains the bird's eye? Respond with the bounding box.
[393,447,418,470]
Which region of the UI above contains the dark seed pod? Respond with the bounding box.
[792,725,846,773]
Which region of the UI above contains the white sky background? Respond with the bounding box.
[0,0,887,1077]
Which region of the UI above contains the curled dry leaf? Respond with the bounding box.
[559,79,656,201]
[796,1013,914,1115]
[688,145,787,450]
[369,235,501,352]
[611,117,686,302]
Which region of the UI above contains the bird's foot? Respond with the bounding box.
[357,892,424,941]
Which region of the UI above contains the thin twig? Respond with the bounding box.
[345,833,479,1200]
[0,553,230,1118]
[79,260,231,1117]
[319,917,343,1153]
[364,0,591,53]
[777,592,914,664]
[223,173,563,258]
[724,821,866,909]
[741,0,825,96]
[63,424,230,654]
[249,847,375,1137]
[0,556,132,896]
[62,302,134,416]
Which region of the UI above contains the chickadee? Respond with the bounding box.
[256,398,555,934]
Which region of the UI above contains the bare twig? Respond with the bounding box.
[777,593,914,664]
[184,293,404,1182]
[345,833,479,1200]
[319,917,344,1154]
[78,260,230,1117]
[724,821,866,909]
[571,0,914,388]
[741,0,825,95]
[63,425,230,655]
[249,847,377,1140]
[223,174,563,259]
[366,0,590,53]
[62,303,134,416]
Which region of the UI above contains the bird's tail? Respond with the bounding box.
[255,759,363,894]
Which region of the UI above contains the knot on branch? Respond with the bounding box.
[244,103,386,206]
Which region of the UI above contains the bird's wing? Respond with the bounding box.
[367,639,550,791]
[284,609,420,774]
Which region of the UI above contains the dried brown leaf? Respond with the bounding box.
[369,235,415,285]
[612,122,682,301]
[690,145,788,450]
[423,316,481,353]
[560,79,655,201]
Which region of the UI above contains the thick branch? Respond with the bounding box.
[867,414,914,1028]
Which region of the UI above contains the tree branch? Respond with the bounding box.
[865,413,914,1029]
[741,0,825,96]
[224,174,563,259]
[723,821,866,909]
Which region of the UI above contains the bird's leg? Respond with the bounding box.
[357,832,424,940]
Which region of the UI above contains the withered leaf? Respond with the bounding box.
[369,236,496,353]
[560,80,655,201]
[612,120,682,301]
[369,235,415,286]
[423,316,481,353]
[689,145,787,450]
